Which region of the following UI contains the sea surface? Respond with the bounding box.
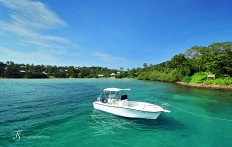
[1,79,232,147]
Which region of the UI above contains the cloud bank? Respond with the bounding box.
[0,0,77,64]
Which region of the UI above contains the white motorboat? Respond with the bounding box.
[93,88,170,119]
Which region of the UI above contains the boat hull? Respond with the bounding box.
[93,102,161,119]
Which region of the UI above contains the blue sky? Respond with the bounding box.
[0,0,232,69]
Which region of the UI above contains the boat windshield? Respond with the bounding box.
[103,88,131,92]
[98,88,131,100]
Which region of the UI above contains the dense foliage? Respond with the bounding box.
[136,42,232,85]
[1,42,232,86]
[0,61,119,78]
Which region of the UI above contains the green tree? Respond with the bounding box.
[143,63,148,69]
[0,62,6,78]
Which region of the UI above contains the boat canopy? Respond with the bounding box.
[103,88,131,92]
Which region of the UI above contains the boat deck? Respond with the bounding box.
[102,100,163,112]
[129,102,162,112]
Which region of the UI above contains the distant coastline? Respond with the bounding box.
[176,82,232,90]
[1,42,232,87]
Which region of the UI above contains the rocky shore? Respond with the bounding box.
[176,82,232,90]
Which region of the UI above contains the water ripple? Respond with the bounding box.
[1,79,232,147]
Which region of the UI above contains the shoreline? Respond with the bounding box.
[176,82,232,90]
[1,78,232,90]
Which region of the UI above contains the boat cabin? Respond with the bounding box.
[97,88,131,106]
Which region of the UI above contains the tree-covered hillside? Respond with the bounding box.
[0,61,119,78]
[137,42,232,85]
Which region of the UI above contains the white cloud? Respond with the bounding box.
[0,47,57,64]
[93,53,125,63]
[0,0,66,29]
[75,10,102,26]
[0,0,78,60]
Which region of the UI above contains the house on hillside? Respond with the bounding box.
[98,74,104,77]
[110,73,116,77]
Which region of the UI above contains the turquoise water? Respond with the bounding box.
[1,79,232,147]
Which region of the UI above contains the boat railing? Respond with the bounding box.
[142,99,158,111]
[143,99,158,104]
[142,104,152,111]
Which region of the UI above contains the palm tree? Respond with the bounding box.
[143,63,147,69]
